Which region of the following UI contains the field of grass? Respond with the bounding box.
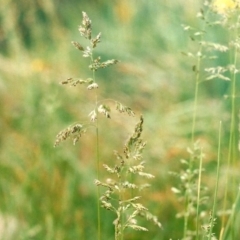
[0,0,240,239]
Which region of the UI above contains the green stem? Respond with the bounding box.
[120,175,124,240]
[91,52,101,240]
[191,64,200,143]
[115,179,124,240]
[183,197,188,239]
[187,12,208,237]
[96,120,101,240]
[120,205,124,240]
[222,24,238,234]
[191,7,210,143]
[209,121,221,240]
[222,188,240,240]
[196,148,203,240]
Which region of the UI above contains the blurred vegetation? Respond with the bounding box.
[0,0,239,239]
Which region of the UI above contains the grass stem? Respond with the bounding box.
[221,23,239,234]
[196,147,203,240]
[209,121,221,240]
[222,187,240,240]
[96,120,101,240]
[91,52,101,240]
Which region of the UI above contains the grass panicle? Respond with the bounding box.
[175,1,240,239]
[2,1,240,239]
[96,116,161,240]
[54,11,159,239]
[170,142,209,239]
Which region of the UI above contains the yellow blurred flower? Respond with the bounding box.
[213,0,239,14]
[31,59,49,72]
[114,0,135,23]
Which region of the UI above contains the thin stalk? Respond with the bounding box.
[209,121,221,240]
[183,149,194,239]
[186,10,209,237]
[96,115,101,240]
[91,53,101,240]
[191,7,210,143]
[222,187,240,240]
[191,64,200,143]
[183,194,189,239]
[221,26,238,234]
[117,177,124,240]
[120,197,124,240]
[196,148,203,240]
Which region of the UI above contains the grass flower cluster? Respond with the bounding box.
[96,116,161,239]
[3,1,240,239]
[54,12,160,239]
[172,1,240,239]
[54,2,240,239]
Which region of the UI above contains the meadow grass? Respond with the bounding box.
[0,0,240,239]
[172,1,240,239]
[54,12,161,240]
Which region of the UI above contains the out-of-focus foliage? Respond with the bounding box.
[0,0,238,239]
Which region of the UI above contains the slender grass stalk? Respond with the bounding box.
[91,52,101,240]
[97,117,161,239]
[222,187,240,240]
[55,12,120,239]
[184,8,210,239]
[120,188,124,240]
[117,169,124,240]
[196,147,203,240]
[95,98,101,240]
[177,3,240,240]
[191,58,201,144]
[191,6,210,143]
[208,121,221,240]
[183,196,188,239]
[221,15,239,234]
[219,226,224,240]
[183,9,209,239]
[183,44,202,240]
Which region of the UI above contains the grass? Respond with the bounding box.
[0,0,240,239]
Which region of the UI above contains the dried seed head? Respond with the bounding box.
[103,164,116,174]
[71,41,84,51]
[54,124,85,147]
[129,164,144,173]
[82,12,91,28]
[116,101,135,116]
[122,181,137,189]
[127,224,148,232]
[89,58,119,71]
[83,47,92,58]
[79,12,92,39]
[92,32,101,48]
[87,82,99,90]
[138,172,155,179]
[60,78,91,86]
[94,179,101,186]
[126,115,144,149]
[132,203,148,211]
[89,110,97,122]
[101,201,113,210]
[98,104,111,118]
[100,59,119,68]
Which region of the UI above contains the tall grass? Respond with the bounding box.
[0,1,240,239]
[172,1,240,239]
[54,12,161,240]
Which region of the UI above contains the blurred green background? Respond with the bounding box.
[0,0,238,239]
